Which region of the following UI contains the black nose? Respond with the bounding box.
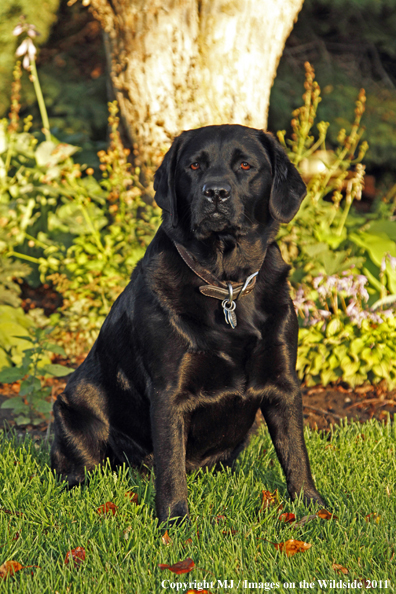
[202,182,231,202]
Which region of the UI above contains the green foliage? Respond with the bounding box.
[15,1,109,168]
[298,310,396,389]
[277,64,370,286]
[269,0,396,169]
[0,0,59,117]
[0,256,30,306]
[278,63,396,389]
[0,327,72,425]
[1,65,161,358]
[0,305,35,371]
[3,51,396,393]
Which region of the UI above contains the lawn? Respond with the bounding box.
[0,419,394,593]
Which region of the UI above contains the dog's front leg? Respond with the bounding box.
[151,400,189,525]
[260,381,325,507]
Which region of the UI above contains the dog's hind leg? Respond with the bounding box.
[51,388,110,487]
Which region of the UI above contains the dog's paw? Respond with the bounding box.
[301,490,326,508]
[288,485,326,508]
[158,500,190,528]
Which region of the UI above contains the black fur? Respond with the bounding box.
[51,124,324,524]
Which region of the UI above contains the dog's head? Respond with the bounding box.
[154,125,306,240]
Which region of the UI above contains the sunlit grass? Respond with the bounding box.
[0,419,395,592]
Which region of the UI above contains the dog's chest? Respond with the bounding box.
[178,332,260,402]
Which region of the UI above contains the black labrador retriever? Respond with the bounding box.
[51,124,325,523]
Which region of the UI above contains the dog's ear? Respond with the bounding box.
[154,135,183,227]
[259,132,307,224]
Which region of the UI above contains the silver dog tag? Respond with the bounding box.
[222,299,237,329]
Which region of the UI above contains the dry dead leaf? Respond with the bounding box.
[123,526,132,540]
[0,560,24,579]
[365,513,381,523]
[222,529,237,536]
[261,489,277,510]
[184,538,193,546]
[293,509,337,528]
[97,501,117,516]
[0,507,24,517]
[293,513,318,528]
[317,509,338,520]
[274,539,312,556]
[332,563,349,575]
[161,531,172,546]
[125,491,138,504]
[64,547,86,566]
[158,558,195,574]
[186,590,213,594]
[278,512,296,524]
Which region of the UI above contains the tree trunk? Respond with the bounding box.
[89,0,304,166]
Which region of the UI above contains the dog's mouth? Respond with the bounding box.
[193,213,245,240]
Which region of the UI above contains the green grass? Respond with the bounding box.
[0,420,395,593]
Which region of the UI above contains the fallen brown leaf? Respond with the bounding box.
[222,529,237,536]
[261,489,277,510]
[0,560,24,580]
[0,507,24,517]
[64,547,86,566]
[293,513,318,528]
[97,501,117,516]
[293,509,337,528]
[158,558,195,574]
[161,530,172,545]
[274,539,312,556]
[332,563,349,575]
[317,509,338,520]
[279,512,296,524]
[125,491,138,504]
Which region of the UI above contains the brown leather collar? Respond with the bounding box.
[174,241,260,301]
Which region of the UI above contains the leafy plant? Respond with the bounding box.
[277,63,396,388]
[0,327,72,425]
[1,35,161,359]
[277,63,369,282]
[293,271,396,387]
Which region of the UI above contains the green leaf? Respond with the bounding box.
[41,363,73,377]
[362,267,383,293]
[0,367,27,383]
[350,338,365,356]
[367,220,396,241]
[314,227,347,249]
[320,368,337,386]
[350,231,396,268]
[35,400,52,414]
[44,343,66,356]
[1,396,26,413]
[15,415,31,426]
[326,318,342,337]
[19,377,42,396]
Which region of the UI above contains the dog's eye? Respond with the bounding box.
[240,162,251,170]
[190,162,200,170]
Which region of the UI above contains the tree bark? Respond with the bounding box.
[89,0,304,166]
